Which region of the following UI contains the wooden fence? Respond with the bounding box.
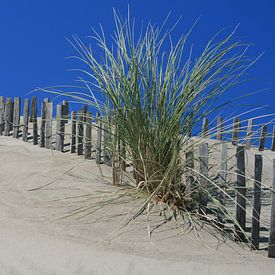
[1,95,275,257]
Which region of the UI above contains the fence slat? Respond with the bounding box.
[232,117,240,146]
[198,143,208,209]
[12,97,21,138]
[201,118,208,138]
[77,110,84,155]
[103,117,112,166]
[251,154,262,250]
[217,116,223,141]
[31,96,38,145]
[95,113,102,164]
[84,112,92,159]
[70,111,77,153]
[185,146,194,197]
[4,97,13,136]
[39,98,48,148]
[55,104,63,152]
[45,101,53,149]
[0,96,4,135]
[22,98,29,141]
[258,124,267,151]
[235,145,246,241]
[272,126,275,151]
[246,119,253,149]
[268,159,275,257]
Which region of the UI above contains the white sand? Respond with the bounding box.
[1,136,275,275]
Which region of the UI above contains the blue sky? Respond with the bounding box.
[0,0,274,114]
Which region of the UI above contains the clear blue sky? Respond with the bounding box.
[0,0,274,112]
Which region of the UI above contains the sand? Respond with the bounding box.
[1,135,275,275]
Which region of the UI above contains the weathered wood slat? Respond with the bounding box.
[62,100,69,123]
[55,104,63,152]
[258,124,267,151]
[185,145,194,196]
[95,113,102,164]
[251,154,262,250]
[235,145,246,241]
[31,96,38,145]
[246,119,253,149]
[217,116,223,141]
[70,111,77,153]
[39,98,49,148]
[4,97,13,136]
[272,126,275,152]
[84,112,92,159]
[268,159,275,257]
[45,101,53,149]
[232,117,240,146]
[103,117,112,166]
[77,110,84,155]
[198,143,208,208]
[201,117,209,138]
[0,96,4,135]
[12,97,21,138]
[22,98,29,141]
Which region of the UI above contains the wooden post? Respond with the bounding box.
[246,119,253,149]
[268,159,275,257]
[103,117,112,166]
[198,143,208,208]
[4,97,13,136]
[39,98,48,148]
[217,116,223,141]
[12,97,21,138]
[258,124,267,151]
[235,146,246,241]
[84,112,92,159]
[22,98,29,141]
[55,104,63,152]
[201,118,208,138]
[251,154,262,250]
[31,96,38,145]
[272,125,275,151]
[120,139,126,172]
[185,146,194,196]
[96,113,102,164]
[77,110,84,155]
[70,111,77,153]
[232,117,240,146]
[62,100,69,123]
[0,96,4,135]
[45,102,53,149]
[219,143,228,202]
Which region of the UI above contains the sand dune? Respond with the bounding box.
[1,136,275,274]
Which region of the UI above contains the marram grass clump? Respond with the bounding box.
[41,11,266,242]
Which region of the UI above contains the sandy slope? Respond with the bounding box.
[1,136,275,275]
